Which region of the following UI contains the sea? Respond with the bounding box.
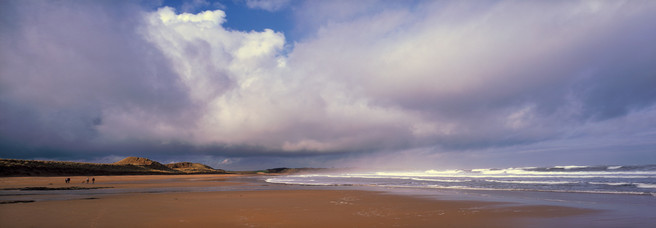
[266,164,656,227]
[265,164,656,196]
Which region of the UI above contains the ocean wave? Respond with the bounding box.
[485,180,578,185]
[410,178,467,183]
[387,167,654,177]
[292,174,403,179]
[344,165,656,178]
[264,178,338,186]
[266,176,656,196]
[368,170,656,179]
[266,164,656,197]
[420,185,649,195]
[553,165,590,169]
[635,183,656,189]
[267,178,653,196]
[475,169,656,177]
[588,182,632,186]
[425,169,463,174]
[525,164,656,172]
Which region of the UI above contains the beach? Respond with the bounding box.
[0,174,602,227]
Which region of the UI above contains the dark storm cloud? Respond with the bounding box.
[0,0,194,158]
[284,0,656,154]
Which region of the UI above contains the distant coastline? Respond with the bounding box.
[0,157,329,177]
[0,157,227,176]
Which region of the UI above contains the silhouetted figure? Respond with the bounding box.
[92,178,95,184]
[65,178,70,184]
[86,178,89,184]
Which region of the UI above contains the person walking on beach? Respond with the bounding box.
[92,178,95,184]
[86,178,89,184]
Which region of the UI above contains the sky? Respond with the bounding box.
[1,0,655,170]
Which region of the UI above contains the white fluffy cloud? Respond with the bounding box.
[113,6,433,152]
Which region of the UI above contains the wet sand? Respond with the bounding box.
[0,175,596,227]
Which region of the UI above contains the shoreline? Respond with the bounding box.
[0,174,625,227]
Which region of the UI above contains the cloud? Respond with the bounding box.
[1,0,655,167]
[136,0,656,154]
[245,0,291,12]
[285,0,656,150]
[180,0,212,13]
[137,7,289,146]
[0,0,193,156]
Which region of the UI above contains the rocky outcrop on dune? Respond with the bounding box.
[166,162,227,174]
[113,157,173,171]
[166,162,211,169]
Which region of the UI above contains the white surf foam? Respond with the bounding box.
[486,180,578,185]
[635,183,656,189]
[589,182,631,186]
[554,165,589,169]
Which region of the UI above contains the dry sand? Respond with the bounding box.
[0,175,595,227]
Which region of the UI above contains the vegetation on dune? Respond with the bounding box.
[0,156,329,177]
[0,157,228,176]
[165,162,225,174]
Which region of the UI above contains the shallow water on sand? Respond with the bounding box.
[2,174,654,227]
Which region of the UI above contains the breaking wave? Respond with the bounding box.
[266,164,656,196]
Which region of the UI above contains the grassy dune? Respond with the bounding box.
[0,157,228,176]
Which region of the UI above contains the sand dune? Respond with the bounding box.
[0,157,227,176]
